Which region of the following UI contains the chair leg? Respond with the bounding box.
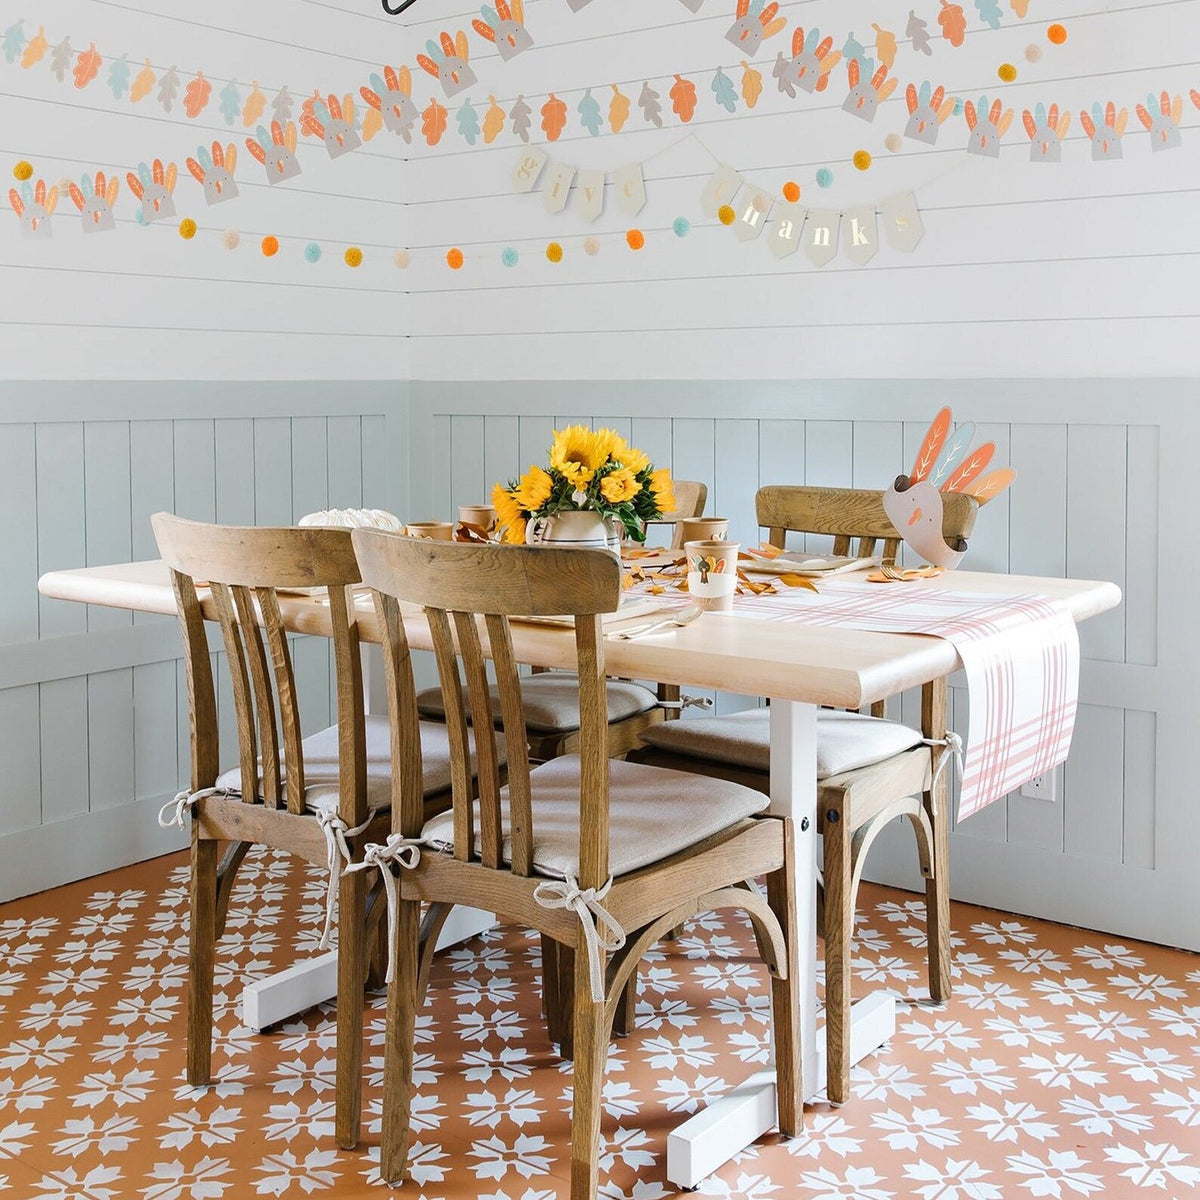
[186,831,218,1089]
[823,805,854,1106]
[335,871,366,1150]
[557,945,576,1061]
[613,962,638,1038]
[765,846,802,1137]
[569,949,607,1200]
[380,896,422,1187]
[541,935,564,1047]
[925,790,952,1005]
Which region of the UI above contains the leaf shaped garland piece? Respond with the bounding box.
[1010,0,1030,14]
[975,0,1004,29]
[423,96,448,146]
[362,104,383,141]
[73,43,102,89]
[670,74,698,122]
[158,66,181,112]
[510,95,532,142]
[938,0,968,47]
[107,54,130,99]
[272,86,294,125]
[218,80,240,125]
[541,92,567,140]
[184,70,212,118]
[21,24,47,68]
[929,421,976,488]
[609,84,631,132]
[741,60,763,108]
[910,407,952,483]
[962,466,1015,504]
[483,95,506,143]
[907,10,934,55]
[2,20,25,65]
[943,441,995,493]
[456,98,481,145]
[638,81,663,127]
[578,88,603,136]
[49,37,73,84]
[711,66,737,113]
[130,58,155,102]
[243,82,266,127]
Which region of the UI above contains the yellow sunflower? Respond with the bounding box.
[618,440,651,475]
[600,467,641,505]
[549,425,606,487]
[491,482,527,545]
[648,468,676,515]
[514,464,553,512]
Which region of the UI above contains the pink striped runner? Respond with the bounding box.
[628,578,1079,820]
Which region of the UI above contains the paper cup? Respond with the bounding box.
[679,517,730,544]
[459,505,497,531]
[686,539,739,612]
[406,521,455,541]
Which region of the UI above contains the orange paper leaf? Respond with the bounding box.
[541,92,567,141]
[21,25,48,69]
[670,74,698,122]
[963,467,1015,504]
[938,0,968,46]
[242,82,266,127]
[609,84,631,132]
[422,97,448,146]
[911,407,952,483]
[483,95,506,144]
[130,58,155,103]
[73,43,102,89]
[361,105,383,141]
[184,71,212,118]
[741,60,763,108]
[779,574,819,591]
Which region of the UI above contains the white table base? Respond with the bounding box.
[665,701,896,1190]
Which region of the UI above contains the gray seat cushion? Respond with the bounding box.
[638,708,924,779]
[416,672,658,735]
[422,754,769,880]
[215,714,506,817]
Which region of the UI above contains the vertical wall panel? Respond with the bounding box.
[631,418,673,476]
[36,423,86,639]
[1123,710,1156,870]
[0,424,38,646]
[715,420,759,548]
[254,417,293,527]
[672,419,716,501]
[327,416,364,510]
[0,685,41,836]
[173,420,216,523]
[484,415,521,496]
[40,677,89,825]
[450,415,487,515]
[87,668,135,813]
[1124,426,1159,667]
[804,421,852,554]
[84,422,133,633]
[134,660,180,804]
[291,417,330,522]
[851,422,904,493]
[215,419,256,527]
[130,421,176,629]
[428,414,453,521]
[361,414,389,511]
[1064,703,1125,862]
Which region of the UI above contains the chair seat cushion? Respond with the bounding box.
[416,672,658,735]
[421,754,769,880]
[215,714,506,817]
[638,708,924,779]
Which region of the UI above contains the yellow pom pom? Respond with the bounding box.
[13,160,33,182]
[344,246,363,268]
[718,204,736,226]
[997,62,1017,82]
[546,241,563,263]
[852,150,872,171]
[178,218,198,240]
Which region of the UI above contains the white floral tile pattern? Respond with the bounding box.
[1,848,1198,1198]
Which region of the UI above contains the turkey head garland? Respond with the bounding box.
[883,407,1015,569]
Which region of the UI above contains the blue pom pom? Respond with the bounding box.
[673,217,691,238]
[501,246,519,268]
[304,242,322,263]
[816,168,834,189]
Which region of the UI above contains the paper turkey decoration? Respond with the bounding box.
[883,407,1015,569]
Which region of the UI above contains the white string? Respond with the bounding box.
[533,875,627,1003]
[315,807,383,950]
[343,835,428,984]
[657,694,715,712]
[923,730,965,814]
[157,788,229,830]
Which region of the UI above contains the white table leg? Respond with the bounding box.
[666,700,897,1190]
[238,644,498,1032]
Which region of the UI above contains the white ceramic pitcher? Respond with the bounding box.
[525,509,622,555]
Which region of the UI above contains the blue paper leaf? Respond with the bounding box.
[711,67,737,113]
[218,80,241,126]
[930,423,976,489]
[107,54,130,99]
[578,88,602,136]
[2,20,26,65]
[456,97,480,145]
[974,0,1003,30]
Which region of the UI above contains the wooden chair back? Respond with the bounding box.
[351,532,622,891]
[647,480,707,547]
[152,513,367,823]
[756,485,978,564]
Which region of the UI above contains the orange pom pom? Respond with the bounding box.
[782,181,801,204]
[718,204,736,226]
[626,229,645,251]
[546,241,563,263]
[261,236,279,257]
[446,248,464,270]
[1047,23,1067,43]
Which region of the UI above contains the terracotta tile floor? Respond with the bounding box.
[2,848,1199,1199]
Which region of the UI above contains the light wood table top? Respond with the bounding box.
[38,559,1121,709]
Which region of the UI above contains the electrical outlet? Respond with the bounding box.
[1021,770,1059,802]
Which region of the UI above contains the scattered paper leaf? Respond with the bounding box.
[184,70,212,118]
[779,574,820,591]
[73,43,101,89]
[741,60,763,108]
[21,24,47,69]
[541,92,567,140]
[423,96,448,146]
[243,82,266,126]
[483,95,505,143]
[670,74,698,122]
[130,58,155,103]
[609,84,631,132]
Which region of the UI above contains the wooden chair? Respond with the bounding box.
[629,485,977,1104]
[413,481,711,757]
[349,533,802,1200]
[152,514,502,1151]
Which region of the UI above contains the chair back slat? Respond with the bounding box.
[657,479,708,548]
[757,485,977,564]
[153,514,364,821]
[352,532,622,887]
[485,612,534,877]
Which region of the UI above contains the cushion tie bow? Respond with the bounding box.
[533,876,626,1002]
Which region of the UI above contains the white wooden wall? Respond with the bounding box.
[0,383,407,901]
[409,382,1200,951]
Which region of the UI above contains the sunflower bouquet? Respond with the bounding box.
[492,426,676,546]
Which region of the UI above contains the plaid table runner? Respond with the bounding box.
[627,577,1079,820]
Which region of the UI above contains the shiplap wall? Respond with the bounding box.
[0,382,406,900]
[409,382,1200,952]
[396,0,1200,379]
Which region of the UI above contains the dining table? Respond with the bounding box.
[37,555,1120,1190]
